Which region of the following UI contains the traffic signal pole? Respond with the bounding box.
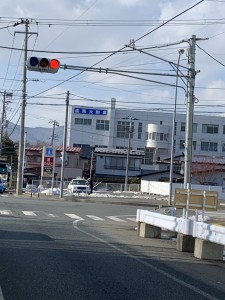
[16,20,29,195]
[16,19,37,195]
[60,91,70,198]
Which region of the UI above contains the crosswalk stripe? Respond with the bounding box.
[47,214,57,218]
[0,209,131,223]
[64,213,84,220]
[126,217,137,222]
[86,215,104,221]
[107,216,127,222]
[22,211,37,216]
[0,210,12,215]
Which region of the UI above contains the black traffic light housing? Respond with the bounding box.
[27,57,60,73]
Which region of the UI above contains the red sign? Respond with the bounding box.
[44,157,54,167]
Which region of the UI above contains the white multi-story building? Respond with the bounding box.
[67,98,225,174]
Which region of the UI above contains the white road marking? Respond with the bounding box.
[65,213,84,220]
[86,215,104,221]
[107,216,126,222]
[74,222,219,300]
[0,286,4,300]
[22,211,37,216]
[126,217,137,222]
[47,214,57,218]
[0,210,12,215]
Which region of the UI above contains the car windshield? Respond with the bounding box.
[72,180,87,185]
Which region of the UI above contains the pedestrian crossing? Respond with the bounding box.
[0,209,136,223]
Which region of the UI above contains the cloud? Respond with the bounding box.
[0,0,225,128]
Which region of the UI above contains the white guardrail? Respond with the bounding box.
[136,209,225,246]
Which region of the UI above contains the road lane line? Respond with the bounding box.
[22,211,37,216]
[86,215,104,221]
[107,216,126,222]
[65,213,84,220]
[73,222,219,300]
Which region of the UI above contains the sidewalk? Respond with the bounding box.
[17,190,170,208]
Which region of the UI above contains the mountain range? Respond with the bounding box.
[6,122,64,146]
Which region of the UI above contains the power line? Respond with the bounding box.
[25,1,205,100]
[196,44,225,67]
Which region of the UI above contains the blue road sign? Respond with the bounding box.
[45,147,54,157]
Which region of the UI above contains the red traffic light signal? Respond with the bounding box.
[27,57,60,73]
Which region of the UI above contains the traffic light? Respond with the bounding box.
[27,57,60,73]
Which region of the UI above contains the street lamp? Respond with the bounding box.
[169,49,185,205]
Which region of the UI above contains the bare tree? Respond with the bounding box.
[191,157,223,184]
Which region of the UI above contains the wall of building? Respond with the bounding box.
[67,98,225,163]
[141,180,225,200]
[95,154,142,177]
[68,105,111,148]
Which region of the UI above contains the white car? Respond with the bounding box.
[67,178,91,194]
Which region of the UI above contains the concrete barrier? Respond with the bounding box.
[136,209,225,260]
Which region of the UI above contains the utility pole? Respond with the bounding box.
[60,91,70,198]
[124,117,132,192]
[184,35,196,188]
[15,19,37,195]
[0,92,7,157]
[169,49,185,205]
[89,149,94,179]
[49,120,59,145]
[123,116,138,191]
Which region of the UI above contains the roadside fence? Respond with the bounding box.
[28,180,141,193]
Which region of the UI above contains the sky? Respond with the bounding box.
[0,0,225,131]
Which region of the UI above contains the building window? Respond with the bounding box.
[95,145,107,148]
[147,132,168,141]
[96,120,109,131]
[181,122,197,133]
[193,123,198,133]
[138,122,142,139]
[105,157,139,171]
[143,148,154,165]
[202,124,219,134]
[222,143,225,152]
[181,122,185,132]
[117,121,134,138]
[193,141,197,150]
[75,118,92,125]
[179,140,185,149]
[180,140,197,150]
[223,126,225,134]
[201,142,218,152]
[30,156,41,163]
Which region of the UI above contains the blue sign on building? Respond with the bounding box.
[74,108,107,115]
[45,147,54,157]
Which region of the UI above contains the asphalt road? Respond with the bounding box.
[0,194,225,299]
